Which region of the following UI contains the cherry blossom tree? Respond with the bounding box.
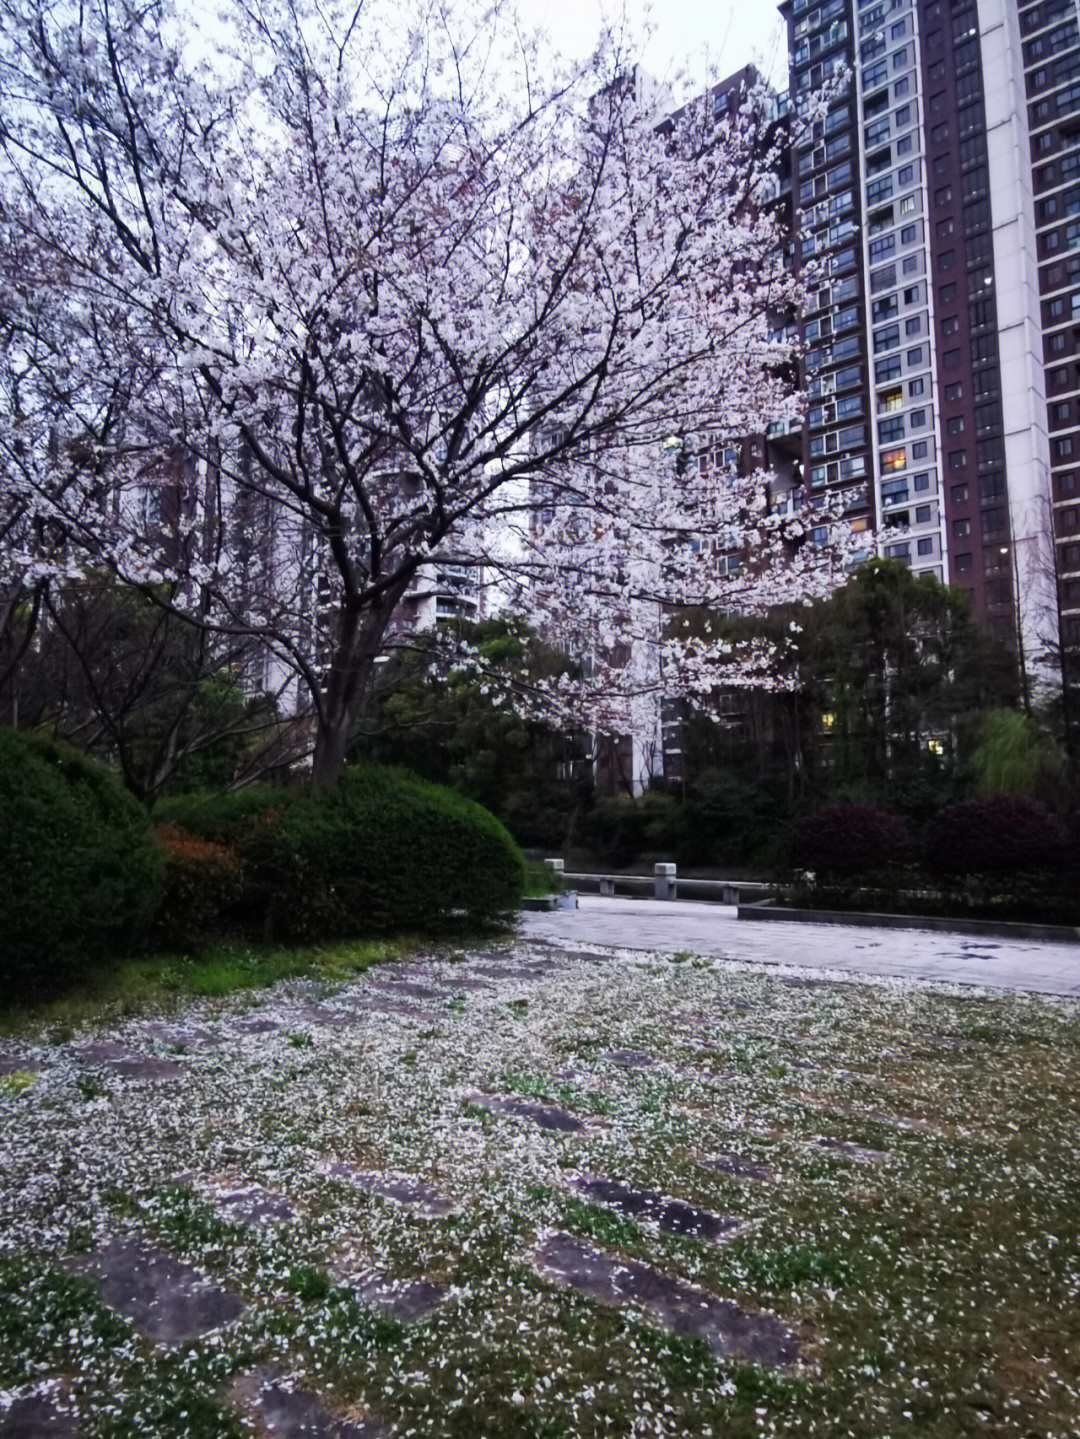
[0,0,846,788]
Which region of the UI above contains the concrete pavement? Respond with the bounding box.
[519,895,1080,997]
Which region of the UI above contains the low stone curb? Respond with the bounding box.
[736,902,1080,945]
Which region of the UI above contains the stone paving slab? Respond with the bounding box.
[231,1368,384,1437]
[200,1182,303,1227]
[463,1090,590,1134]
[67,1237,245,1345]
[0,1054,42,1077]
[322,1162,458,1217]
[529,1232,806,1367]
[564,1174,748,1242]
[367,978,451,1002]
[338,1269,448,1323]
[70,1042,185,1081]
[129,1022,224,1049]
[0,1389,84,1438]
[699,1152,777,1182]
[521,897,1080,996]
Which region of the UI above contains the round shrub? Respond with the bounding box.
[244,765,526,941]
[924,793,1065,880]
[153,825,243,950]
[152,784,293,844]
[788,803,910,882]
[0,728,162,996]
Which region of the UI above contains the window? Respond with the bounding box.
[954,518,972,536]
[912,440,929,459]
[935,185,953,205]
[917,537,934,555]
[949,450,967,469]
[947,415,965,433]
[901,223,918,244]
[914,472,931,491]
[896,103,912,125]
[904,285,921,304]
[903,254,921,275]
[909,377,925,397]
[944,347,961,368]
[937,217,956,237]
[871,263,897,292]
[900,195,917,215]
[951,483,969,502]
[894,76,910,97]
[874,323,901,352]
[940,282,957,303]
[898,164,914,185]
[955,552,973,571]
[875,355,902,383]
[905,315,922,335]
[945,381,963,400]
[907,346,924,364]
[940,248,956,268]
[910,408,927,427]
[882,448,907,472]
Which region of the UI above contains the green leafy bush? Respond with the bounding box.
[787,803,910,882]
[152,784,293,843]
[0,728,162,996]
[924,794,1065,880]
[152,826,243,949]
[580,792,678,868]
[244,765,525,940]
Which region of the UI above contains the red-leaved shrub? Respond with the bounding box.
[153,825,243,948]
[788,803,910,882]
[924,794,1065,880]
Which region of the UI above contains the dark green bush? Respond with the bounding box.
[243,765,526,940]
[787,803,910,882]
[924,793,1065,880]
[580,792,678,868]
[153,826,244,949]
[152,784,293,843]
[0,728,162,996]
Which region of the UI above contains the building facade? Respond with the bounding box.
[783,0,1074,721]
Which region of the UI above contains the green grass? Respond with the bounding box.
[0,936,418,1035]
[4,949,1080,1437]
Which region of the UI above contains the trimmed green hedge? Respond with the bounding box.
[152,785,294,843]
[0,728,162,995]
[244,765,525,940]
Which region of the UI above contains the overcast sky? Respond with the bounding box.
[532,0,789,89]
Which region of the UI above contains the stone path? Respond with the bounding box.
[529,1233,806,1367]
[6,935,1075,1434]
[520,896,1080,996]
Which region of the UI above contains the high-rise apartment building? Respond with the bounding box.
[782,0,1075,722]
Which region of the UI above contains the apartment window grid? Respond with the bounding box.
[855,0,942,568]
[791,0,877,512]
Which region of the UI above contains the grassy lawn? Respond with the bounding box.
[1,942,1079,1436]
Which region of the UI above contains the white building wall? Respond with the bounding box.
[977,0,1060,695]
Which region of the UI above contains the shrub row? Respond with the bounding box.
[0,728,162,997]
[0,731,525,1000]
[787,795,1071,884]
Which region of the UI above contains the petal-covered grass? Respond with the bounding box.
[1,942,1079,1436]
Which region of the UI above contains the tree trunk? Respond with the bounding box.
[309,578,414,792]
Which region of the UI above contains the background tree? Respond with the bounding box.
[0,0,843,788]
[0,575,292,800]
[350,618,592,847]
